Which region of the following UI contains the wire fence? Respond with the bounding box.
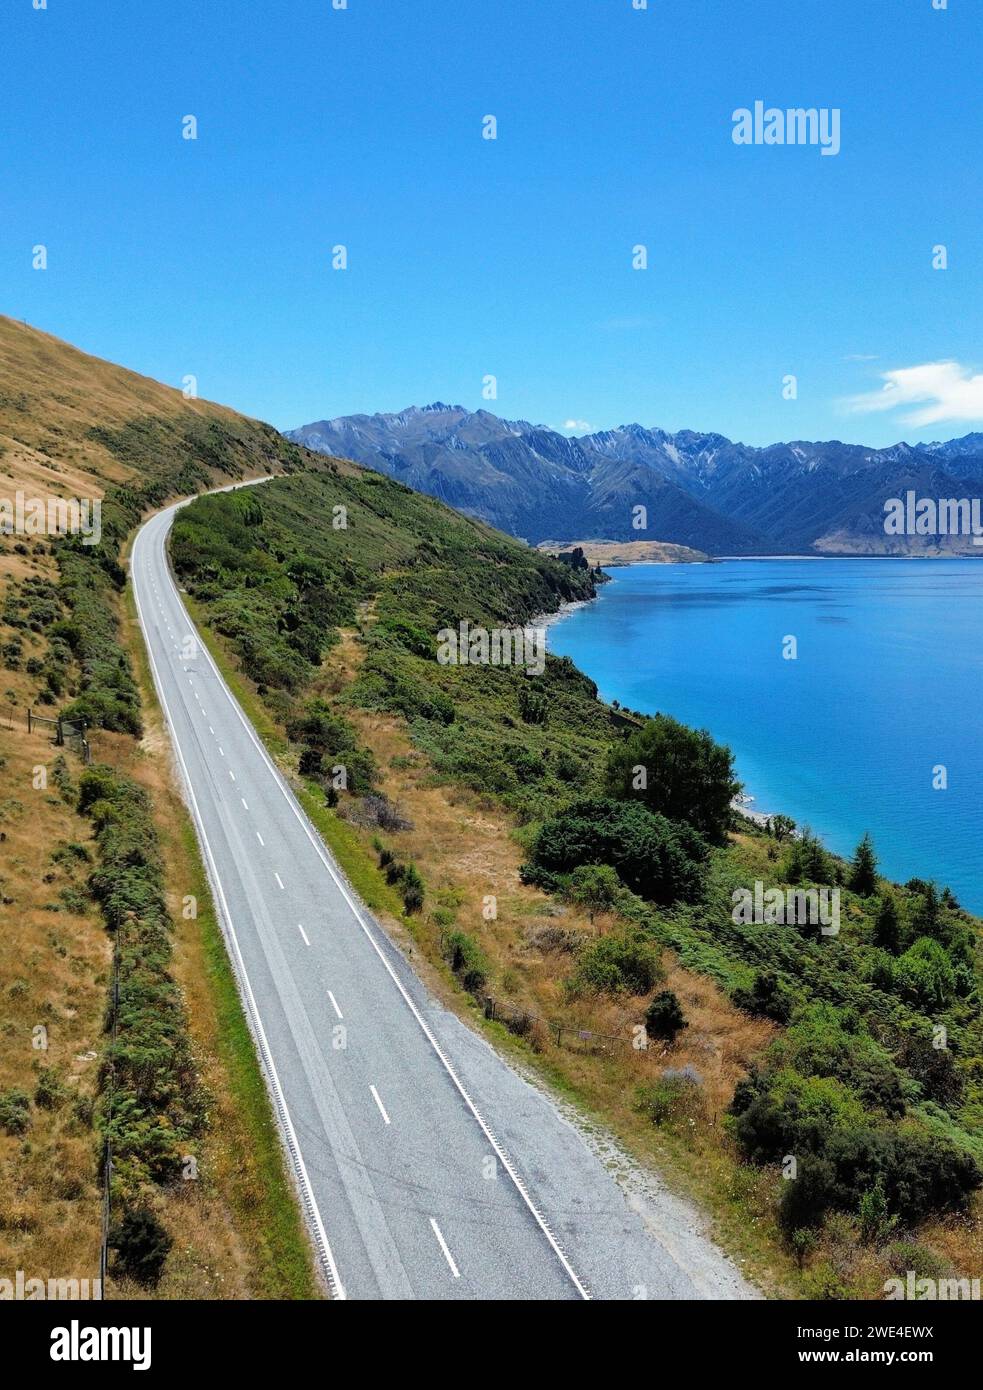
[481,992,650,1056]
[25,707,92,763]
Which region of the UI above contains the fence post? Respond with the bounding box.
[27,707,32,734]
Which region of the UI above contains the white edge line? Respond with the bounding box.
[132,519,346,1301]
[298,923,311,947]
[327,990,343,1021]
[174,536,591,1301]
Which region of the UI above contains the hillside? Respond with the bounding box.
[173,466,983,1298]
[537,539,708,566]
[287,405,983,557]
[0,317,324,1296]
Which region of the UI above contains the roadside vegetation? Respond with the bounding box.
[0,315,320,1295]
[174,467,983,1298]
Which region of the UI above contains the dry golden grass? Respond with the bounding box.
[0,316,317,1297]
[0,558,106,1284]
[0,314,270,505]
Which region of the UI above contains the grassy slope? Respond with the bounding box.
[173,469,983,1298]
[0,317,320,1295]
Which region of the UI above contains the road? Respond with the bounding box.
[131,485,759,1302]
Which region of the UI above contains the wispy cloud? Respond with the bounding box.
[843,361,983,427]
[843,353,879,362]
[562,419,592,432]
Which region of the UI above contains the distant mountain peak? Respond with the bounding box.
[285,405,983,556]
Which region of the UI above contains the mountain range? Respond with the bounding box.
[286,406,983,555]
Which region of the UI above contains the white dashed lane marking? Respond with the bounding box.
[369,1086,391,1126]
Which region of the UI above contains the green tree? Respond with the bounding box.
[644,990,687,1043]
[873,893,901,955]
[914,882,941,940]
[605,712,740,844]
[109,1206,173,1288]
[859,1179,895,1244]
[770,814,797,843]
[565,864,622,924]
[849,833,878,896]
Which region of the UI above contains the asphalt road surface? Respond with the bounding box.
[131,485,759,1302]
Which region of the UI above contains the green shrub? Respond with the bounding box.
[401,863,424,915]
[522,798,707,906]
[568,931,662,997]
[34,1067,66,1110]
[644,990,687,1042]
[0,1088,31,1136]
[442,931,488,995]
[109,1206,173,1288]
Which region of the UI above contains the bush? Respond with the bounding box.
[109,1206,173,1288]
[34,1067,66,1110]
[636,1070,703,1127]
[442,931,488,995]
[401,863,424,915]
[563,863,623,920]
[731,970,797,1024]
[0,1088,31,1136]
[644,990,687,1042]
[568,931,662,997]
[779,1155,836,1233]
[522,798,707,906]
[894,937,957,1011]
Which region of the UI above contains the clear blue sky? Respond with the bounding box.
[2,0,980,446]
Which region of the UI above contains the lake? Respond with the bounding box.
[545,558,983,913]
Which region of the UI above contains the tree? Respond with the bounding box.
[565,864,622,925]
[914,882,941,939]
[849,832,878,896]
[644,990,687,1043]
[109,1206,172,1288]
[770,814,796,843]
[859,1179,895,1244]
[873,893,901,954]
[605,712,740,845]
[779,1155,836,1233]
[785,831,834,886]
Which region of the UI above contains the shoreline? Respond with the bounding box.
[536,580,821,859]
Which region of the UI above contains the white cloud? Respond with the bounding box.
[562,419,592,432]
[844,361,983,428]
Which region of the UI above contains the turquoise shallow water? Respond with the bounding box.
[546,558,983,913]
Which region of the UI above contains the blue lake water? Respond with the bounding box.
[546,559,983,913]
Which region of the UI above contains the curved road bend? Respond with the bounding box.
[131,486,758,1302]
